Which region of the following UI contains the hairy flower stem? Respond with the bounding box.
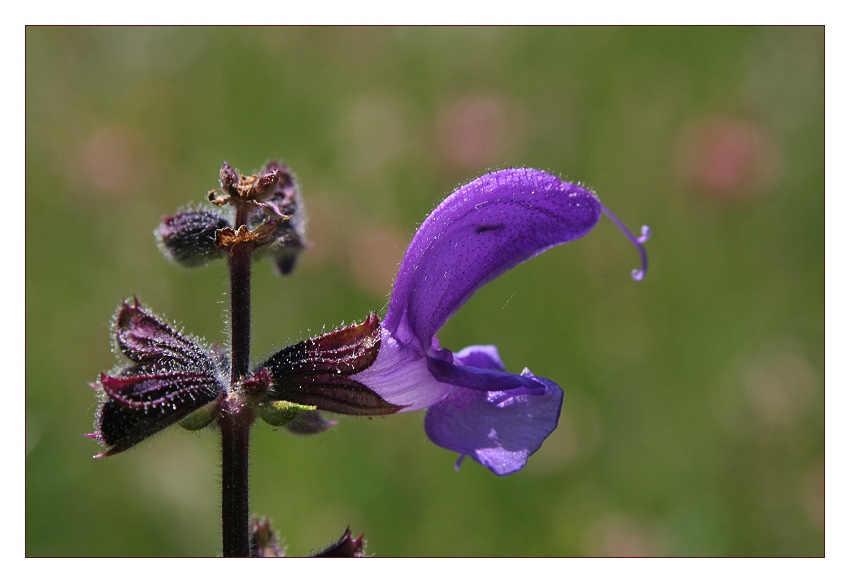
[229,247,252,383]
[220,396,254,556]
[221,205,255,557]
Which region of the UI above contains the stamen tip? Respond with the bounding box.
[599,204,650,282]
[454,454,466,472]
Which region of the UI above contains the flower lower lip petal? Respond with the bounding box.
[426,355,545,393]
[424,375,564,476]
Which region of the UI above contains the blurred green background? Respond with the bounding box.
[26,26,824,557]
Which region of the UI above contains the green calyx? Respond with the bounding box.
[178,400,218,431]
[258,401,317,427]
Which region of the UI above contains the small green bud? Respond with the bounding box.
[178,400,218,430]
[258,400,316,427]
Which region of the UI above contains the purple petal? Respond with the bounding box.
[383,169,601,352]
[351,328,453,411]
[423,346,564,475]
[449,344,505,370]
[282,410,338,435]
[427,352,544,393]
[424,378,563,476]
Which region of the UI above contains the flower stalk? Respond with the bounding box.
[228,208,254,383]
[221,204,255,557]
[219,392,254,557]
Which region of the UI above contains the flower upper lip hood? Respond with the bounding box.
[383,168,602,352]
[353,169,603,410]
[352,168,649,475]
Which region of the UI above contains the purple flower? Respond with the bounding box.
[351,168,649,475]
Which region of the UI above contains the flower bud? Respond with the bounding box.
[219,161,239,196]
[250,160,307,276]
[155,209,231,267]
[250,517,285,558]
[313,527,365,557]
[178,400,219,430]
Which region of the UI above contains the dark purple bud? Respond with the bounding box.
[260,313,403,416]
[273,252,301,277]
[250,516,285,558]
[251,160,307,276]
[155,209,231,267]
[260,161,298,210]
[220,161,239,196]
[89,299,225,456]
[313,527,365,558]
[253,167,282,200]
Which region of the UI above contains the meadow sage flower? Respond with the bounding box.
[91,166,648,478]
[349,168,649,475]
